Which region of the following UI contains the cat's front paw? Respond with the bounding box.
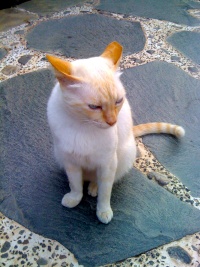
[97,207,113,224]
[61,192,82,208]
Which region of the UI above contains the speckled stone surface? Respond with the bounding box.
[0,212,82,267]
[1,0,200,266]
[97,0,200,26]
[26,14,145,58]
[167,31,200,65]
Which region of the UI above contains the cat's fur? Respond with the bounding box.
[46,41,185,224]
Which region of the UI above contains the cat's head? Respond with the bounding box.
[47,41,126,129]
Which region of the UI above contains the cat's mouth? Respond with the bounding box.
[95,121,116,129]
[83,119,116,129]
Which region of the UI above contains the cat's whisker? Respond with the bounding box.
[81,118,102,127]
[81,119,94,125]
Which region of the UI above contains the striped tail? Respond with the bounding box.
[133,122,185,138]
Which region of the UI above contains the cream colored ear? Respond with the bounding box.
[46,54,82,85]
[101,41,123,69]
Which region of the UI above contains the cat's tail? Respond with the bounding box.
[133,122,185,138]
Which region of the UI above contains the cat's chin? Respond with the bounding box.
[96,123,115,129]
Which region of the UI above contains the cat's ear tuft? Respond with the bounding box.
[46,54,83,86]
[101,41,123,70]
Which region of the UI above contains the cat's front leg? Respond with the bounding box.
[96,157,117,224]
[61,164,83,208]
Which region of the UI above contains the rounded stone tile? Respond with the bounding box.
[0,8,38,32]
[26,14,146,58]
[0,48,8,60]
[122,61,200,196]
[167,31,200,65]
[97,0,200,26]
[18,55,33,65]
[2,65,19,76]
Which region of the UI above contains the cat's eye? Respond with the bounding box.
[88,104,102,110]
[116,97,123,105]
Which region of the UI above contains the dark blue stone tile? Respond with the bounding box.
[122,61,200,196]
[97,0,200,26]
[26,14,145,58]
[167,31,200,65]
[0,69,200,266]
[0,48,7,60]
[167,246,192,264]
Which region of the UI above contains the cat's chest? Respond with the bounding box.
[54,123,117,164]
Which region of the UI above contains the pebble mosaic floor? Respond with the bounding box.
[1,0,200,266]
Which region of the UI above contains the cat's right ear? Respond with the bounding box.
[101,41,123,70]
[46,55,83,87]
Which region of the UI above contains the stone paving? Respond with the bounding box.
[1,1,200,267]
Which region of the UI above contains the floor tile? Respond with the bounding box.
[97,0,200,26]
[122,61,200,196]
[0,8,38,32]
[26,14,146,58]
[167,31,200,65]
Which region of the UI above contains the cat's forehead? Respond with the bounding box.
[72,57,112,76]
[72,57,120,85]
[71,56,125,102]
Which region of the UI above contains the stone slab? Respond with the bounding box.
[0,69,200,266]
[167,31,200,65]
[97,0,200,26]
[0,8,38,32]
[18,0,87,16]
[122,61,200,197]
[26,14,145,58]
[0,48,7,60]
[18,55,33,65]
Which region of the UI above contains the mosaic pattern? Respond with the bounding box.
[1,0,200,266]
[1,212,199,267]
[135,139,200,209]
[102,232,200,267]
[0,4,200,80]
[0,212,82,267]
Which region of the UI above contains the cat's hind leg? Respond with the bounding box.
[83,169,98,197]
[61,164,83,208]
[88,182,98,197]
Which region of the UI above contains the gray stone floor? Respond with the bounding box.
[1,1,200,266]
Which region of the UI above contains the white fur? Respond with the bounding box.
[47,57,136,224]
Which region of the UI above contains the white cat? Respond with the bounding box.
[46,41,184,224]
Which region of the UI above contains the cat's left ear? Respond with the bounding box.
[46,54,83,87]
[101,41,123,70]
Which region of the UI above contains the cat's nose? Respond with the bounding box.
[103,111,117,126]
[106,120,116,126]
